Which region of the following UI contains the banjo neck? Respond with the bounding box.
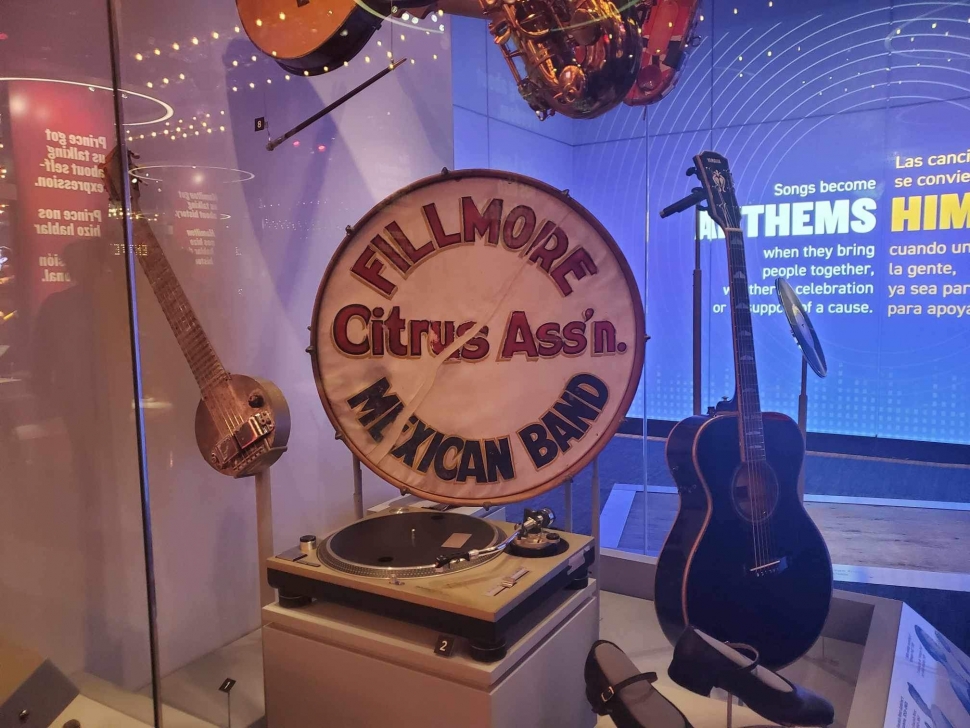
[129,213,230,400]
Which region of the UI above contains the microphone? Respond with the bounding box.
[660,188,706,218]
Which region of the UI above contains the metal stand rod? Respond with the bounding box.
[797,356,808,500]
[352,455,364,520]
[726,693,732,728]
[266,59,406,151]
[563,477,573,532]
[227,692,232,728]
[693,204,703,416]
[255,468,276,607]
[591,457,601,576]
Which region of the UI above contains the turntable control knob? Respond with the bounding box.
[299,535,317,554]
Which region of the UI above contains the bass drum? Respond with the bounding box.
[308,169,646,505]
[236,0,387,76]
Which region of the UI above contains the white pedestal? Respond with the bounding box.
[262,580,599,728]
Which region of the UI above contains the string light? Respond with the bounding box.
[135,53,143,61]
[192,37,199,45]
[172,42,180,50]
[211,31,219,39]
[179,73,185,80]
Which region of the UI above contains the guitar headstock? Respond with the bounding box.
[100,146,141,207]
[692,151,741,232]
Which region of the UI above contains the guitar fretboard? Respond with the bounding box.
[724,226,766,464]
[132,216,229,395]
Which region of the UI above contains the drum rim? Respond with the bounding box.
[309,168,646,506]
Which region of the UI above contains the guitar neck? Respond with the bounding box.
[130,214,229,393]
[724,228,765,463]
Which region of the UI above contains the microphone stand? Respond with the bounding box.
[692,203,703,416]
[660,176,708,417]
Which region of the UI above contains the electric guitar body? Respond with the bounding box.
[236,0,385,75]
[625,0,700,105]
[655,152,833,669]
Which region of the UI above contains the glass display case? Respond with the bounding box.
[1,0,968,726]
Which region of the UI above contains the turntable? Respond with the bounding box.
[267,507,594,661]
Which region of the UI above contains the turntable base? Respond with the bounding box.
[262,578,598,728]
[266,512,595,660]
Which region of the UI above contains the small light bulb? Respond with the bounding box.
[172,42,180,50]
[255,18,263,26]
[135,53,143,61]
[192,37,199,45]
[212,31,219,39]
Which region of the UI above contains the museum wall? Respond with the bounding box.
[454,0,970,450]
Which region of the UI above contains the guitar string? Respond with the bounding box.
[141,227,242,447]
[722,194,766,569]
[727,193,774,568]
[125,187,247,468]
[730,195,777,567]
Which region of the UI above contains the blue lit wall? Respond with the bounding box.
[453,0,970,444]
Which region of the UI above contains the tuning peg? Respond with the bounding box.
[687,166,697,177]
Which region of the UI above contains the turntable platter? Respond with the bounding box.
[320,510,505,578]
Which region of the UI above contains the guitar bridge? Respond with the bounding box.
[748,556,788,577]
[234,412,274,450]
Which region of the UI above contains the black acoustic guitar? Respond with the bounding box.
[654,151,833,669]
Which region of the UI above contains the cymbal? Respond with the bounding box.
[775,277,827,378]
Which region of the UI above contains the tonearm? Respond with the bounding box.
[435,508,555,571]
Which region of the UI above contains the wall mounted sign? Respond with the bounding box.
[310,169,645,505]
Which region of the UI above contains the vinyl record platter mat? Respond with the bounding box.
[268,170,641,660]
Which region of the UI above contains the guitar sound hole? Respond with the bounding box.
[732,463,779,523]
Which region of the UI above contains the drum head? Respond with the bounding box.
[310,170,645,505]
[776,277,827,378]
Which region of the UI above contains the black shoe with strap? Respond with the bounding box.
[667,626,834,727]
[585,640,694,728]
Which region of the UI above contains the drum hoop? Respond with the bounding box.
[309,168,646,506]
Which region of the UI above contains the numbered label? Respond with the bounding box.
[434,634,455,657]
